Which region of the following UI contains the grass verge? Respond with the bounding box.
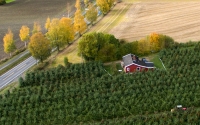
[149,54,165,69]
[6,0,15,3]
[0,81,18,95]
[0,53,31,76]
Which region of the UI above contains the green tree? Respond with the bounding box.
[86,3,98,25]
[28,32,51,63]
[74,0,87,36]
[78,32,120,62]
[19,25,30,47]
[32,22,41,35]
[3,29,16,56]
[96,0,110,15]
[78,32,98,61]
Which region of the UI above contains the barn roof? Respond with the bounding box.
[122,54,154,68]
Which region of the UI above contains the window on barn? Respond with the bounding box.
[137,67,140,71]
[127,67,130,72]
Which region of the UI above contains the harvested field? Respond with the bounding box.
[110,1,200,43]
[0,0,76,60]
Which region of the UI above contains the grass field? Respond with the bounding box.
[6,0,15,3]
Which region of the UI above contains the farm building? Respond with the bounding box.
[121,54,155,73]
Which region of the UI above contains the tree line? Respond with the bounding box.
[78,32,175,62]
[2,0,115,62]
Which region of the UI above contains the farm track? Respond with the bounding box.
[110,2,200,42]
[62,3,132,63]
[90,2,132,33]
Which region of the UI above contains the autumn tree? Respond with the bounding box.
[107,0,115,8]
[59,17,75,43]
[19,25,30,47]
[96,0,110,15]
[32,22,41,34]
[28,32,51,63]
[86,2,98,25]
[45,17,51,31]
[74,0,87,36]
[149,33,166,52]
[46,18,74,51]
[3,29,16,56]
[84,0,89,7]
[137,38,150,55]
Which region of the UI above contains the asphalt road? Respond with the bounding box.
[0,50,29,71]
[0,56,37,89]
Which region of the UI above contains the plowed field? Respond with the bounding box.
[110,1,200,43]
[0,0,76,59]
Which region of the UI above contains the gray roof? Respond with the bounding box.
[122,54,154,68]
[122,54,134,66]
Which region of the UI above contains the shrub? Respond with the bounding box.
[0,0,6,5]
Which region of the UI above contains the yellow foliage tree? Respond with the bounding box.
[107,0,115,8]
[3,29,16,56]
[32,22,41,35]
[19,25,30,47]
[137,38,150,55]
[46,18,75,51]
[75,0,81,9]
[45,17,51,31]
[86,2,98,25]
[74,0,87,36]
[149,33,163,52]
[96,0,110,15]
[59,17,75,43]
[28,32,51,63]
[84,0,89,7]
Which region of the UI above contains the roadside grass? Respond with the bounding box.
[0,53,31,76]
[0,81,19,95]
[52,3,131,66]
[6,0,15,3]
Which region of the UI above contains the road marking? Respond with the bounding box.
[3,72,14,81]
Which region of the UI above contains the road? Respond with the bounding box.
[0,50,29,71]
[0,56,36,89]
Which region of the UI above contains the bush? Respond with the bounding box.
[0,0,6,5]
[64,57,69,67]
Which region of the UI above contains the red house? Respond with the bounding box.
[121,54,155,73]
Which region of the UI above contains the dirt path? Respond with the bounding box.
[110,1,200,43]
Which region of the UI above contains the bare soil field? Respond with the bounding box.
[0,0,76,60]
[110,1,200,43]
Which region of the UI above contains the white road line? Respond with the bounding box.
[3,72,14,81]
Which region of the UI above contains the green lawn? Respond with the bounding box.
[6,0,15,3]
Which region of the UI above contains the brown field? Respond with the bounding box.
[0,0,76,60]
[110,0,200,43]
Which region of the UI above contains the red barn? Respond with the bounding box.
[121,54,155,73]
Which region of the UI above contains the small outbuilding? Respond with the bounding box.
[121,54,155,73]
